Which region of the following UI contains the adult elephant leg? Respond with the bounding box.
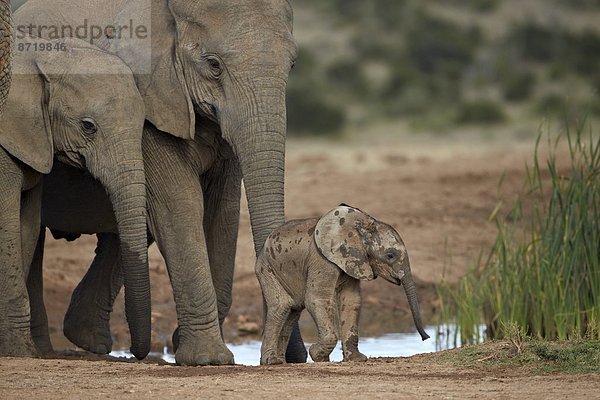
[279,309,302,361]
[202,156,242,329]
[144,127,233,366]
[63,233,123,354]
[0,149,36,357]
[286,321,307,363]
[27,228,54,354]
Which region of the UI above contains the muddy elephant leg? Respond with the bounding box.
[258,262,294,365]
[305,287,339,363]
[202,156,242,329]
[0,150,37,357]
[338,279,367,362]
[144,131,233,366]
[63,233,123,354]
[27,228,54,354]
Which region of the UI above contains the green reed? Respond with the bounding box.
[437,120,600,347]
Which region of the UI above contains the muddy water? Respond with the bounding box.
[110,325,477,365]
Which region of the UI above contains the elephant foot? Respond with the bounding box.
[63,307,112,355]
[174,329,235,366]
[308,343,332,363]
[343,350,368,362]
[260,351,285,365]
[0,329,38,357]
[32,333,55,355]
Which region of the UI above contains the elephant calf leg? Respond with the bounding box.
[258,264,295,365]
[306,298,339,363]
[338,280,367,362]
[260,302,294,365]
[63,233,122,354]
[27,229,54,354]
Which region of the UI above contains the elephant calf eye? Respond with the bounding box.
[385,249,398,261]
[80,118,98,135]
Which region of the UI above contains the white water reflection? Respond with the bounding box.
[111,325,485,366]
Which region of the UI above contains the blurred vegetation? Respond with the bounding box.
[436,121,600,346]
[287,0,600,135]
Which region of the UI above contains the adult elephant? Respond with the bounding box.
[0,0,13,114]
[15,0,306,365]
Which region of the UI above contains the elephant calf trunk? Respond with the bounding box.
[400,273,430,341]
[417,326,430,341]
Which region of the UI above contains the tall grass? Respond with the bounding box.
[437,120,600,347]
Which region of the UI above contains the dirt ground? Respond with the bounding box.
[4,131,593,398]
[2,343,599,399]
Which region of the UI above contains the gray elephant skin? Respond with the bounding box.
[15,0,301,365]
[0,0,13,114]
[0,37,150,358]
[256,205,430,365]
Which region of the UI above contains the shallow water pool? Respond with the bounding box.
[110,326,466,365]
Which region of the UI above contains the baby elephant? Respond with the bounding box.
[0,37,149,357]
[256,204,430,365]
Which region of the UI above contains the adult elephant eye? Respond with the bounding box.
[80,118,98,135]
[205,56,223,77]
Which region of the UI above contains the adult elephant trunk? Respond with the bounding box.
[87,141,151,359]
[0,0,13,115]
[225,78,286,255]
[400,269,430,341]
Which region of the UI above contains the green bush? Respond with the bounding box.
[382,84,433,117]
[534,93,568,116]
[321,0,366,20]
[502,70,536,102]
[455,100,507,124]
[555,0,600,9]
[405,13,481,75]
[586,96,600,116]
[325,58,369,97]
[508,23,567,63]
[286,86,346,136]
[286,47,346,135]
[507,22,600,80]
[565,29,600,77]
[435,0,500,12]
[372,0,410,30]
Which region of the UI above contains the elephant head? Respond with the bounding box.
[110,0,297,254]
[0,0,13,115]
[315,204,430,341]
[0,38,151,358]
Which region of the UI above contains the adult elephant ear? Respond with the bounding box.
[0,53,53,174]
[107,0,195,139]
[314,205,375,281]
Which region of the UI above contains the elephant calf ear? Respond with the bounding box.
[314,205,374,281]
[0,63,53,174]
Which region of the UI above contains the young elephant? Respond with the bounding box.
[256,204,430,365]
[0,37,150,358]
